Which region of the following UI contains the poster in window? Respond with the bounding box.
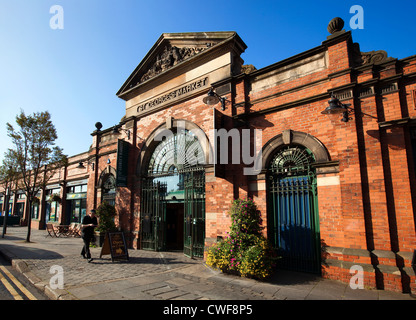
[50,202,56,221]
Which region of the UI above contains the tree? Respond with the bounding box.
[6,110,67,242]
[0,152,19,237]
[0,150,19,199]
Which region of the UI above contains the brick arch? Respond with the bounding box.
[261,129,330,170]
[137,118,212,176]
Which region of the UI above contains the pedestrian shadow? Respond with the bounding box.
[0,243,64,260]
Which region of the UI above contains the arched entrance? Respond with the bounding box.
[140,126,206,258]
[267,145,320,274]
[263,131,328,274]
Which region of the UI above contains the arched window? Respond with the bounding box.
[102,174,116,206]
[147,129,205,201]
[147,129,205,177]
[269,145,315,175]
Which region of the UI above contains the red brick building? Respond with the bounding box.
[2,18,416,293]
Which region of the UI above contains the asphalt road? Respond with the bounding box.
[0,254,48,300]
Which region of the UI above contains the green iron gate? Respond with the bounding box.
[184,170,205,258]
[141,129,206,256]
[140,179,166,251]
[267,145,321,274]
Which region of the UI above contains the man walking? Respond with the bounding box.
[81,209,98,263]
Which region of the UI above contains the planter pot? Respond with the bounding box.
[94,231,106,247]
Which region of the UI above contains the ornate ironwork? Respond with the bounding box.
[140,179,166,251]
[141,130,205,256]
[184,171,205,258]
[147,130,205,177]
[269,145,315,176]
[267,145,321,274]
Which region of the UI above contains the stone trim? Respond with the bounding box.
[259,130,331,171]
[324,246,416,277]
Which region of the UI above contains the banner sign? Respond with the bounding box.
[116,139,130,187]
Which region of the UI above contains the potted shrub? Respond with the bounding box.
[206,198,278,280]
[94,201,117,246]
[48,193,61,203]
[32,196,40,205]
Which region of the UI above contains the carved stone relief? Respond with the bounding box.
[131,45,211,86]
[351,42,395,67]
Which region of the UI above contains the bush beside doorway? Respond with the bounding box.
[206,198,278,280]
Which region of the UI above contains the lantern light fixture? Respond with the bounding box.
[203,89,226,111]
[112,126,131,139]
[321,93,352,122]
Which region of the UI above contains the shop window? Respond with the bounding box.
[66,198,87,223]
[66,184,87,194]
[45,188,61,222]
[15,203,25,218]
[46,201,60,222]
[31,203,39,220]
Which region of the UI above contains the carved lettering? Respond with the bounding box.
[136,77,208,114]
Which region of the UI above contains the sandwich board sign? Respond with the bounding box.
[100,232,129,262]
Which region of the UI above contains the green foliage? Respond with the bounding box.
[95,201,117,233]
[5,110,67,242]
[47,193,61,203]
[206,198,278,280]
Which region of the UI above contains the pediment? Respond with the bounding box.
[117,31,246,99]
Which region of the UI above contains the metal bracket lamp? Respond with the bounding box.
[76,161,95,171]
[76,162,85,169]
[203,89,226,111]
[321,93,352,122]
[112,126,131,139]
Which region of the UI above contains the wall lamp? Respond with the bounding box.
[77,161,95,171]
[112,126,131,139]
[76,162,85,169]
[321,93,353,122]
[203,89,226,111]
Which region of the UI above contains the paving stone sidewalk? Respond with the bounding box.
[0,226,415,301]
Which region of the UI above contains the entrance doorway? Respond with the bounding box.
[166,203,184,250]
[267,145,321,274]
[140,128,206,257]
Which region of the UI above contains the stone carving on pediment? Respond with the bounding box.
[241,64,257,74]
[360,49,393,65]
[138,45,210,84]
[351,42,394,67]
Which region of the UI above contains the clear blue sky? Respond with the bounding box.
[1,0,415,163]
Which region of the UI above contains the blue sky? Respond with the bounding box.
[1,0,415,163]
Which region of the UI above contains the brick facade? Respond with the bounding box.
[2,20,416,293]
